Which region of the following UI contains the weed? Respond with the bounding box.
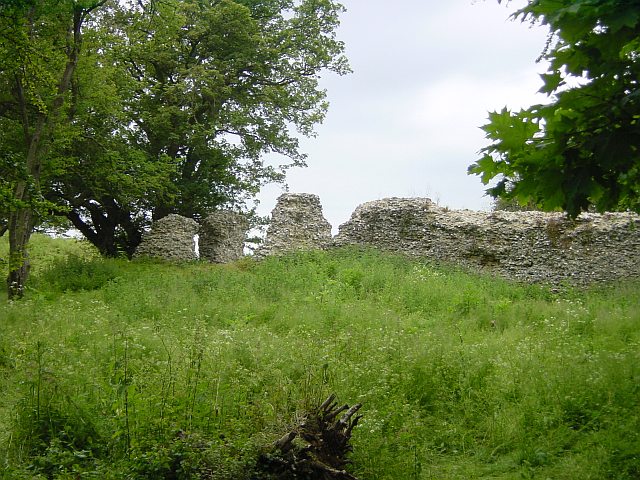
[9,342,103,474]
[0,236,639,479]
[34,254,122,292]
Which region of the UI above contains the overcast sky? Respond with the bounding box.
[256,0,551,232]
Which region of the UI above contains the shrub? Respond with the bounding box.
[35,255,122,292]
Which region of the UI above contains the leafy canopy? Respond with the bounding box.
[469,0,640,217]
[0,0,349,257]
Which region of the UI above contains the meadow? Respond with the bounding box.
[0,234,638,479]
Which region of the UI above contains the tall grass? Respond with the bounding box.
[0,236,638,478]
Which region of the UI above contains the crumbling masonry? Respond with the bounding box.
[199,211,248,263]
[332,197,640,285]
[255,193,333,258]
[134,214,200,262]
[134,194,640,285]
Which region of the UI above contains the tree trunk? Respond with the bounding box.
[6,6,89,299]
[7,208,34,299]
[7,114,47,300]
[65,202,144,259]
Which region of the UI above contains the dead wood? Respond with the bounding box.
[253,394,363,479]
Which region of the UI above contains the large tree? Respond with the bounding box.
[47,0,350,257]
[0,0,108,298]
[469,0,640,217]
[1,0,349,296]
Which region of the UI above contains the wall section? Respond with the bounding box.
[333,198,640,285]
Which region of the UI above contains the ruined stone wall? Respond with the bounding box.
[199,211,248,263]
[256,193,332,258]
[134,212,248,263]
[132,196,640,285]
[134,214,200,261]
[334,197,640,285]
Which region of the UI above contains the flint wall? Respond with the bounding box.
[133,195,640,285]
[333,198,640,285]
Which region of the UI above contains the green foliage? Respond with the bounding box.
[469,0,640,217]
[492,196,543,212]
[1,236,639,478]
[1,233,100,285]
[33,0,348,258]
[35,254,123,293]
[127,433,256,480]
[7,340,104,478]
[0,0,112,298]
[1,0,349,296]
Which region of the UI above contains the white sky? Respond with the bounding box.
[256,0,551,232]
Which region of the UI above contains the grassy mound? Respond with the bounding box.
[0,235,638,478]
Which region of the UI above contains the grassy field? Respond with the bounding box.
[1,234,639,479]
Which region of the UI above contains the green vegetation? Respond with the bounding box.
[470,0,640,217]
[1,235,639,479]
[1,0,348,297]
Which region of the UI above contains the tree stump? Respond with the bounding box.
[253,394,363,479]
